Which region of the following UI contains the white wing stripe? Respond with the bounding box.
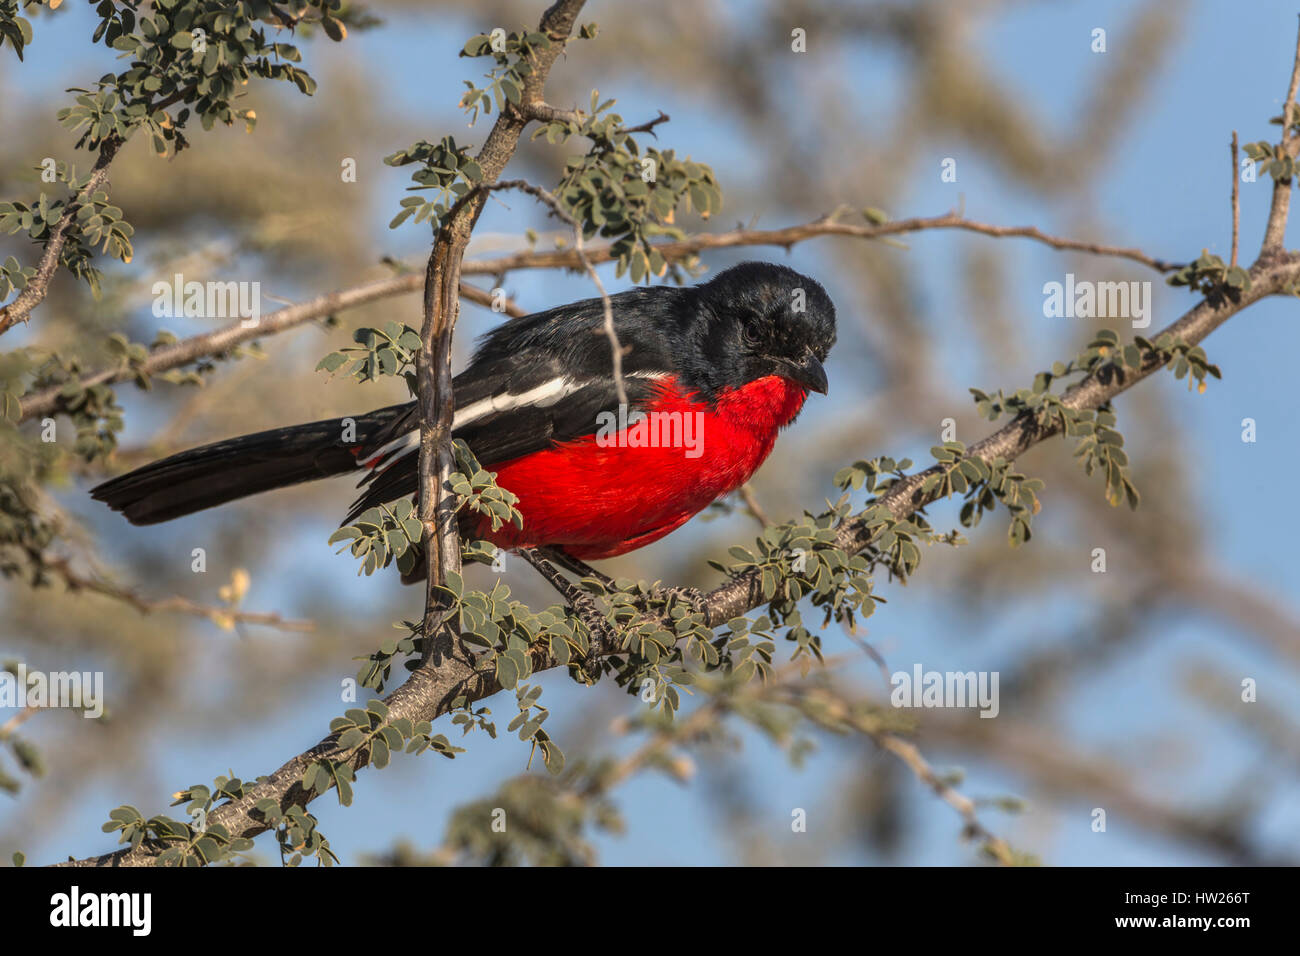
[361,371,670,468]
[455,375,578,427]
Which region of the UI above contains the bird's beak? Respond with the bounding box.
[780,350,829,395]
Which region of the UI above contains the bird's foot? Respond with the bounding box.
[519,548,613,681]
[563,588,616,682]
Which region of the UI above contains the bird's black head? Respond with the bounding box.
[686,261,837,398]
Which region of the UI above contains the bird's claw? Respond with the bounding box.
[563,588,615,682]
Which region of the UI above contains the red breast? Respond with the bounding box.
[470,374,809,558]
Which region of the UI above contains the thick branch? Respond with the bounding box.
[1261,17,1300,255]
[415,0,586,667]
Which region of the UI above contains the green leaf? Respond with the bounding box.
[496,653,520,690]
[316,352,347,373]
[321,16,346,42]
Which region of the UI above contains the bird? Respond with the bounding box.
[91,260,837,580]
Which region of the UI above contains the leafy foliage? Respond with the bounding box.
[389,25,719,282]
[0,0,355,313]
[102,799,256,867]
[438,774,608,866]
[329,497,424,577]
[450,440,523,533]
[537,91,722,281]
[253,801,336,867]
[317,320,421,392]
[971,328,1222,509]
[326,698,460,785]
[0,0,36,62]
[0,162,134,295]
[1167,248,1251,302]
[328,440,522,577]
[1244,138,1296,184]
[68,0,346,156]
[0,255,35,301]
[384,136,484,230]
[0,425,60,584]
[458,26,564,125]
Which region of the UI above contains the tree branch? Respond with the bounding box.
[1261,16,1300,255]
[459,210,1182,276]
[415,0,587,672]
[44,556,314,633]
[1231,130,1241,268]
[0,137,122,337]
[17,277,518,423]
[919,711,1295,865]
[414,660,1018,865]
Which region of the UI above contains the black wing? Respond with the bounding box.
[344,355,672,524]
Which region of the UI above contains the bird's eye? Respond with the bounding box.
[743,322,762,345]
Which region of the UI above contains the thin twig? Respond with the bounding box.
[460,210,1182,276]
[0,705,38,740]
[44,556,315,632]
[522,103,670,139]
[873,731,1017,865]
[487,179,628,405]
[738,484,772,528]
[1231,130,1241,267]
[622,110,670,137]
[760,672,1019,865]
[1284,22,1300,153]
[920,711,1291,865]
[835,613,895,692]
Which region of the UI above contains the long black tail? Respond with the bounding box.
[91,403,412,525]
